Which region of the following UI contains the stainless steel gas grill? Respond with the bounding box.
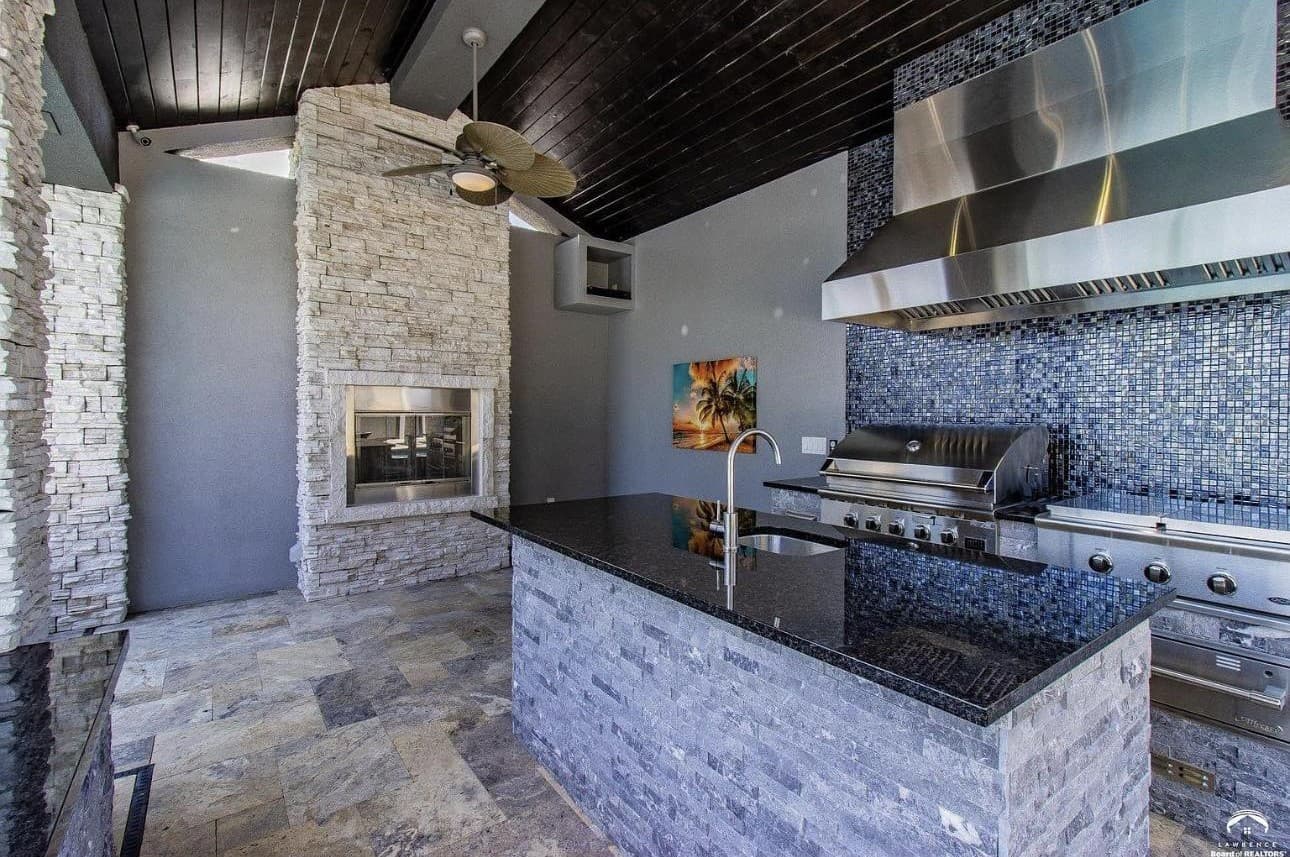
[1038,492,1290,745]
[818,424,1049,554]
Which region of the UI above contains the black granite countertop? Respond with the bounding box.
[0,630,127,857]
[474,494,1173,725]
[763,475,828,493]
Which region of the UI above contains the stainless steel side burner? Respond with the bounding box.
[1037,491,1290,618]
[1038,491,1290,745]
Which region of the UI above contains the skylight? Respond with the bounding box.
[508,210,539,230]
[196,147,293,178]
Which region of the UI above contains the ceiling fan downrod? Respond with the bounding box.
[462,27,487,122]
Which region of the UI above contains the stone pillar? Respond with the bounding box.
[0,0,54,651]
[41,185,129,633]
[293,84,510,600]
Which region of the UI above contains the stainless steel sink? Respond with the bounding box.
[738,532,842,556]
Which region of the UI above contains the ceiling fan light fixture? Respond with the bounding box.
[449,164,497,193]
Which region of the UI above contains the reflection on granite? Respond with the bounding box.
[474,493,1173,724]
[843,540,1161,716]
[669,497,755,567]
[0,631,126,857]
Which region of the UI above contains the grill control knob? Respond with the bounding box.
[887,520,905,537]
[1088,553,1114,574]
[913,524,932,541]
[1207,573,1238,596]
[940,530,957,545]
[864,516,882,532]
[842,512,859,528]
[1144,562,1171,584]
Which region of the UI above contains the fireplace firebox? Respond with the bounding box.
[345,385,480,506]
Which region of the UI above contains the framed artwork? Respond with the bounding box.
[671,356,757,453]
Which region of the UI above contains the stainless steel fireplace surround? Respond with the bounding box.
[345,385,481,507]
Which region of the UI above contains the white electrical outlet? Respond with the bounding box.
[802,436,828,455]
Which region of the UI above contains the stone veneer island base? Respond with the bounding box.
[478,497,1169,857]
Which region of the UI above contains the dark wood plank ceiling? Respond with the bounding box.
[473,0,1030,239]
[74,0,435,129]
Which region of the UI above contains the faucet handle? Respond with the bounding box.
[709,519,726,535]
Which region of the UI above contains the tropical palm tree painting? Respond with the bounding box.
[672,356,757,453]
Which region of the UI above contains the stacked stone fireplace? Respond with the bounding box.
[293,84,510,600]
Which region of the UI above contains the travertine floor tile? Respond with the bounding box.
[214,615,289,638]
[275,718,410,826]
[225,807,374,857]
[358,724,504,856]
[386,630,472,666]
[139,815,216,857]
[116,657,167,702]
[215,798,290,853]
[419,800,614,857]
[147,749,283,828]
[163,652,262,695]
[312,670,378,729]
[212,678,313,721]
[113,687,214,745]
[257,637,351,685]
[152,698,326,775]
[113,771,135,854]
[448,713,551,815]
[113,735,154,770]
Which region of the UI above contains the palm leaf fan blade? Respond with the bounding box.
[499,153,577,198]
[461,121,535,170]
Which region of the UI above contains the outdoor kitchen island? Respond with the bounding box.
[473,494,1174,857]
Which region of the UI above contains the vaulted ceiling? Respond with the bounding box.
[74,0,1030,238]
[472,0,1030,239]
[75,0,434,128]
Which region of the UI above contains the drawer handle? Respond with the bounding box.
[778,509,816,521]
[1152,666,1288,710]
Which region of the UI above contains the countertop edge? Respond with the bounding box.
[763,476,825,494]
[474,509,1170,726]
[44,629,129,857]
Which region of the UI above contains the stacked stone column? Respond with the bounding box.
[41,185,129,632]
[0,0,54,652]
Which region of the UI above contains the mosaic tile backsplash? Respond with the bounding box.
[845,0,1290,507]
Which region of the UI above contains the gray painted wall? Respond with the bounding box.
[510,227,609,504]
[606,154,849,509]
[122,119,298,611]
[42,0,117,189]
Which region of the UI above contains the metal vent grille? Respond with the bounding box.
[1202,253,1289,280]
[894,253,1290,324]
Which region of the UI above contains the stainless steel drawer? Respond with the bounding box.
[1152,635,1290,745]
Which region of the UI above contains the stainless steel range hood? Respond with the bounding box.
[823,0,1290,330]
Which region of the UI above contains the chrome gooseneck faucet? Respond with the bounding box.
[723,429,782,559]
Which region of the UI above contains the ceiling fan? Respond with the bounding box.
[377,27,576,206]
